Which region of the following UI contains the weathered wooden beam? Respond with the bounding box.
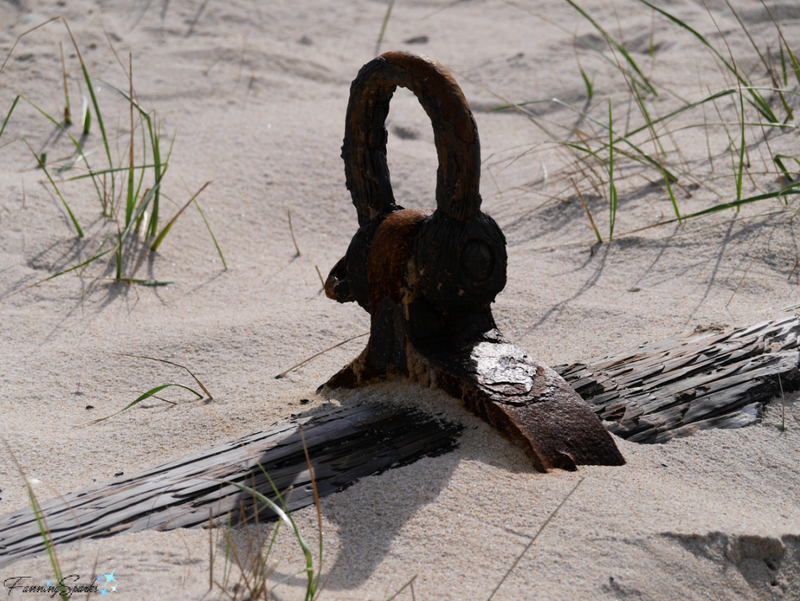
[1,317,797,569]
[555,316,800,444]
[0,402,462,569]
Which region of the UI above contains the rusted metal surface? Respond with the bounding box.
[324,51,625,471]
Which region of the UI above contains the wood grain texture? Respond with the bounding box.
[2,317,797,568]
[556,316,800,443]
[0,402,462,569]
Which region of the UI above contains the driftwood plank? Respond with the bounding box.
[1,317,798,569]
[0,402,462,569]
[555,316,800,443]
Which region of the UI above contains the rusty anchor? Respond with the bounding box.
[322,51,625,472]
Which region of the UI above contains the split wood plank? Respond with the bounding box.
[555,316,800,443]
[0,402,462,569]
[2,317,798,568]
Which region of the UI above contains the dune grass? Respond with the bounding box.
[486,0,800,243]
[3,441,70,601]
[0,17,225,293]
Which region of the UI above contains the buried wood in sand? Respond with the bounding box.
[1,315,797,567]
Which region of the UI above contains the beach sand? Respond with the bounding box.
[1,0,799,599]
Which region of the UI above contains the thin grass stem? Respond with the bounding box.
[275,333,369,378]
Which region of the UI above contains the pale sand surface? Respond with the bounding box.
[1,0,799,599]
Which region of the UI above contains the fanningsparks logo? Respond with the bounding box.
[3,570,119,597]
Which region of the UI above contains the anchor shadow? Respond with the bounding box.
[232,381,541,594]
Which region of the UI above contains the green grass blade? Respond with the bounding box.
[150,181,209,252]
[118,181,161,248]
[4,238,113,298]
[150,126,176,238]
[629,79,680,220]
[115,224,122,280]
[623,89,737,138]
[148,123,162,237]
[507,2,657,98]
[774,154,800,181]
[736,91,745,203]
[489,99,551,112]
[66,164,158,181]
[133,116,148,218]
[682,183,800,220]
[224,480,317,599]
[194,199,227,269]
[89,383,203,424]
[551,97,680,182]
[125,157,135,227]
[102,80,150,119]
[786,44,800,90]
[30,149,84,237]
[635,0,778,123]
[20,96,103,205]
[81,95,91,135]
[0,95,21,142]
[635,1,774,119]
[101,80,166,234]
[780,40,788,87]
[564,0,657,96]
[375,0,396,56]
[128,279,175,286]
[580,68,594,100]
[46,248,114,283]
[608,99,617,240]
[28,488,69,601]
[114,182,160,279]
[80,64,115,190]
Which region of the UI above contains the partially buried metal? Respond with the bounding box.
[322,51,625,472]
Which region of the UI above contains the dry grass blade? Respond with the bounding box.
[314,265,325,288]
[375,0,396,56]
[299,425,324,597]
[275,332,369,378]
[486,478,584,600]
[208,508,214,592]
[113,352,213,398]
[150,181,212,252]
[572,178,602,243]
[386,575,418,601]
[0,16,61,75]
[59,41,71,125]
[289,208,302,256]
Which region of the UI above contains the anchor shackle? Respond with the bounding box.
[344,51,481,224]
[328,52,506,320]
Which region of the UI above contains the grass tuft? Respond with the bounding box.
[0,17,225,293]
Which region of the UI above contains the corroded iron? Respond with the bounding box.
[323,51,625,472]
